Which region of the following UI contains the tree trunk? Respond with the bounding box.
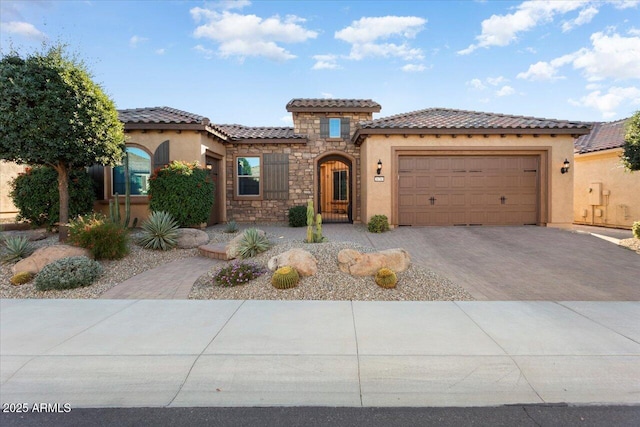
[55,162,70,242]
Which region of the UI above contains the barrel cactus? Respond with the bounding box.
[272,266,300,289]
[375,268,397,289]
[10,271,34,286]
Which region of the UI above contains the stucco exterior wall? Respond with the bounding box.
[0,161,27,220]
[573,148,639,229]
[94,129,226,224]
[360,133,575,227]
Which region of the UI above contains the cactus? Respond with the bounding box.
[109,151,135,228]
[10,271,34,286]
[272,266,300,289]
[375,268,398,289]
[306,200,314,243]
[304,200,327,243]
[314,213,323,242]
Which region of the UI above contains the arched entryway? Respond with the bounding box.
[317,154,353,223]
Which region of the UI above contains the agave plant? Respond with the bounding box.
[237,228,271,259]
[2,235,34,264]
[138,211,180,250]
[224,220,239,234]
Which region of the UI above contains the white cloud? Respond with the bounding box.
[191,8,317,62]
[312,54,340,70]
[458,0,587,54]
[1,21,46,40]
[280,114,293,125]
[321,92,334,98]
[569,86,640,118]
[155,48,166,55]
[609,0,640,9]
[193,44,215,59]
[486,76,508,86]
[562,6,598,32]
[629,28,640,36]
[402,63,426,72]
[335,16,426,60]
[496,85,516,97]
[518,31,640,81]
[129,35,148,48]
[467,78,487,90]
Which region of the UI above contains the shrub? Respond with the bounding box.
[272,266,300,289]
[368,215,390,233]
[148,161,214,227]
[633,221,640,239]
[224,220,239,234]
[10,166,95,228]
[2,235,34,264]
[288,205,307,227]
[237,228,271,259]
[35,256,102,291]
[375,268,397,289]
[68,214,129,260]
[138,211,180,250]
[10,271,34,285]
[213,262,266,287]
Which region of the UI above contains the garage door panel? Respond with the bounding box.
[398,155,539,226]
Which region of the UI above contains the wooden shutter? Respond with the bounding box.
[87,164,105,200]
[320,118,329,138]
[263,153,289,200]
[341,117,350,140]
[153,140,170,170]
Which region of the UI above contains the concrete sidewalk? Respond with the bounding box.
[1,299,638,408]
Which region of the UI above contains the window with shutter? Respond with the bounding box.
[320,118,350,140]
[263,153,289,200]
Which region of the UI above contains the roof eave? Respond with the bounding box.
[352,127,591,145]
[286,106,381,113]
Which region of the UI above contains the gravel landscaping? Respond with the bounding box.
[0,227,473,301]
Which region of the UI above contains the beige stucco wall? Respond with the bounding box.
[360,133,575,227]
[573,148,639,229]
[95,129,227,224]
[0,161,27,220]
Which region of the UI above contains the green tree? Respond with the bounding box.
[0,45,125,240]
[622,111,640,171]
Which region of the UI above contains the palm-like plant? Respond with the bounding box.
[138,211,180,250]
[2,236,34,264]
[237,228,271,259]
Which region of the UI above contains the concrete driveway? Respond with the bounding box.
[364,226,639,301]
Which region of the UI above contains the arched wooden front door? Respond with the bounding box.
[318,155,352,223]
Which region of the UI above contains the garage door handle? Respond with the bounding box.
[500,196,507,204]
[429,197,436,205]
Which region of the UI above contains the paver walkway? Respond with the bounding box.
[100,257,219,299]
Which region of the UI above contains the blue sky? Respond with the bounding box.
[1,0,639,126]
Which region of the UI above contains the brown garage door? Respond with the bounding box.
[398,156,539,226]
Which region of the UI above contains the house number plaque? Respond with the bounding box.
[374,176,384,182]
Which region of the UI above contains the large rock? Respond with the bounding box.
[176,228,209,249]
[338,248,411,276]
[12,245,93,275]
[268,248,317,276]
[225,229,267,260]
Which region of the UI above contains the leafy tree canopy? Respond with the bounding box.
[622,110,640,171]
[0,45,125,167]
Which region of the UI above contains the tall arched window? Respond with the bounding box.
[112,146,151,195]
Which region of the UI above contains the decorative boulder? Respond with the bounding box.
[12,245,93,275]
[338,248,411,276]
[268,248,318,276]
[225,229,267,260]
[176,228,209,249]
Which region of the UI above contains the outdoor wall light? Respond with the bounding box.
[561,158,570,174]
[376,159,382,175]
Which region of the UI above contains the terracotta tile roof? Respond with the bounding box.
[359,108,590,131]
[286,98,381,112]
[118,107,210,125]
[574,119,627,154]
[213,124,306,141]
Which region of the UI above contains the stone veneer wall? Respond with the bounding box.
[225,111,373,223]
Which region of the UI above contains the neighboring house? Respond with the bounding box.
[573,118,639,229]
[0,161,27,220]
[4,99,592,228]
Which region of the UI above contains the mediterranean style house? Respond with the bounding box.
[89,98,590,228]
[573,118,639,229]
